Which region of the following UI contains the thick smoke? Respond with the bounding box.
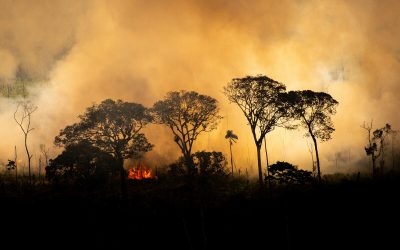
[1,0,400,175]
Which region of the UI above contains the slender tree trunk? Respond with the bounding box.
[229,141,234,177]
[264,136,270,188]
[309,142,315,176]
[117,154,127,199]
[256,144,263,186]
[24,133,32,185]
[311,135,321,183]
[15,146,18,184]
[372,154,376,178]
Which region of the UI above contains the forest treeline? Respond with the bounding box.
[2,74,400,250]
[1,74,397,194]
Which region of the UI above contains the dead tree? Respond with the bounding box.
[14,101,37,185]
[362,121,378,177]
[362,121,393,178]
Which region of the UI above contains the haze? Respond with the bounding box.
[1,0,399,176]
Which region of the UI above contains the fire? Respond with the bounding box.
[127,161,155,180]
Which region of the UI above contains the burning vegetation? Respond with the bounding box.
[127,161,155,180]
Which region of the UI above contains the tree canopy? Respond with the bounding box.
[287,90,338,141]
[168,151,228,177]
[224,75,291,185]
[225,130,238,176]
[152,90,222,172]
[55,99,153,163]
[54,99,153,195]
[267,161,313,185]
[225,130,238,143]
[46,140,116,185]
[287,90,338,182]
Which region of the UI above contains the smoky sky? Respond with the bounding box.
[1,0,400,175]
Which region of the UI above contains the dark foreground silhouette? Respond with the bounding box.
[0,174,399,250]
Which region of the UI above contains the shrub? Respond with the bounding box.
[266,161,313,185]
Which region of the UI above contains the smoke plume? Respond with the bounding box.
[1,0,400,175]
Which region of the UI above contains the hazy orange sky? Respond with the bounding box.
[1,0,400,176]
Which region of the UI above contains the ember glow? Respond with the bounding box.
[127,162,154,180]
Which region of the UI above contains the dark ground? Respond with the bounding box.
[0,176,399,249]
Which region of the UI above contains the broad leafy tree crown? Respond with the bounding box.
[224,74,290,146]
[287,90,338,141]
[55,99,153,159]
[152,90,222,156]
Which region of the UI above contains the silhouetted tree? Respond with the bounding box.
[6,160,16,170]
[266,161,313,185]
[13,146,18,183]
[362,122,393,177]
[46,140,116,185]
[14,101,37,185]
[378,124,393,174]
[168,151,228,177]
[287,90,338,183]
[362,121,377,177]
[55,99,153,196]
[225,130,238,176]
[193,151,229,177]
[264,135,271,187]
[168,158,187,177]
[6,146,18,183]
[224,75,291,185]
[153,91,221,174]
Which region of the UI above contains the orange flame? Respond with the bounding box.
[127,162,154,180]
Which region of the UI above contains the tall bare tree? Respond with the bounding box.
[14,101,37,185]
[153,91,222,174]
[361,121,377,177]
[225,130,238,176]
[264,135,271,187]
[224,75,291,185]
[287,90,338,183]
